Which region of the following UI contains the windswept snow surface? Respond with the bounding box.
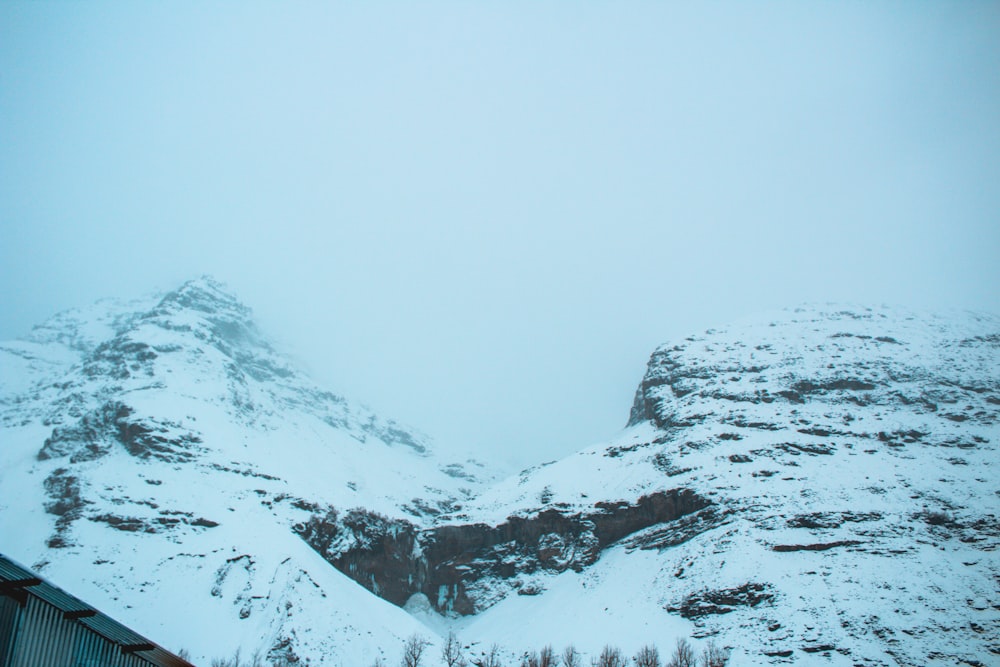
[1,285,997,666]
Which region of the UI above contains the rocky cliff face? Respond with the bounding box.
[296,488,711,615]
[627,308,997,436]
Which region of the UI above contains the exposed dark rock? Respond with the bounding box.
[208,463,280,481]
[796,426,869,438]
[776,442,836,456]
[117,415,204,462]
[606,441,652,458]
[38,401,204,463]
[623,507,730,551]
[791,379,877,393]
[364,422,427,454]
[722,417,783,431]
[876,430,926,446]
[38,401,128,462]
[703,389,777,404]
[297,489,710,615]
[441,463,479,481]
[800,645,837,653]
[402,497,460,518]
[291,498,321,512]
[729,454,752,463]
[627,383,657,426]
[43,468,85,517]
[82,339,158,380]
[786,512,882,529]
[652,453,692,477]
[777,379,878,405]
[90,514,157,533]
[516,582,544,596]
[295,508,341,556]
[627,349,748,427]
[88,511,218,533]
[776,390,805,404]
[921,510,954,526]
[667,582,774,618]
[772,540,862,552]
[42,468,88,548]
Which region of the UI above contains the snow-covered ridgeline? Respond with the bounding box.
[1,283,997,666]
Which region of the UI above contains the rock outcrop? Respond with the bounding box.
[297,488,710,614]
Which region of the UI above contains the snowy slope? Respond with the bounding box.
[0,277,487,666]
[448,306,1000,666]
[2,287,997,667]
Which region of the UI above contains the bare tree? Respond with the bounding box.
[698,641,728,667]
[443,632,465,667]
[633,645,661,667]
[401,634,430,667]
[473,644,504,667]
[211,648,241,667]
[522,646,555,667]
[592,646,627,667]
[665,639,695,667]
[562,645,581,667]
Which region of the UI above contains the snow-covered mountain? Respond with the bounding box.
[442,306,1000,666]
[0,277,488,666]
[1,283,997,667]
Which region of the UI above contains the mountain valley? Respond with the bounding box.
[1,279,997,666]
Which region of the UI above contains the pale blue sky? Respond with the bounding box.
[2,2,998,468]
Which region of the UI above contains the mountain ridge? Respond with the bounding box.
[1,281,997,666]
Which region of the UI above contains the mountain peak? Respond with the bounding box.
[2,298,996,666]
[154,275,249,318]
[628,303,999,429]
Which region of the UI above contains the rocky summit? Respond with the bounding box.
[1,283,997,667]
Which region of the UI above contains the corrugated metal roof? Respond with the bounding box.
[28,580,93,615]
[0,553,196,667]
[0,557,40,585]
[80,613,153,648]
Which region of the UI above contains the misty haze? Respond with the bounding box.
[1,3,998,667]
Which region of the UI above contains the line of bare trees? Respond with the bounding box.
[382,634,728,667]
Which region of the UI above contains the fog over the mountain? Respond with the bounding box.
[2,2,998,469]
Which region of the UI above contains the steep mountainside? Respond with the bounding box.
[293,306,999,665]
[0,277,487,666]
[1,287,997,667]
[442,306,999,666]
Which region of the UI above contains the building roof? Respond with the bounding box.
[0,553,195,667]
